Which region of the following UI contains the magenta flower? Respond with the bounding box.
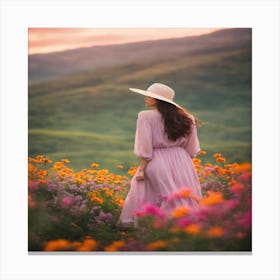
[135,204,166,219]
[61,196,73,208]
[29,182,39,191]
[237,210,252,230]
[238,172,252,183]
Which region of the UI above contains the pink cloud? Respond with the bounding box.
[28,28,223,54]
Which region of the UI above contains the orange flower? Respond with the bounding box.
[192,158,201,165]
[36,155,44,162]
[90,196,103,204]
[178,188,192,198]
[190,195,201,203]
[213,153,222,158]
[37,169,47,179]
[153,220,165,229]
[168,227,180,234]
[198,150,207,155]
[105,240,125,252]
[44,239,75,251]
[234,162,252,172]
[128,166,137,177]
[147,240,168,250]
[114,197,124,207]
[206,226,224,238]
[216,157,226,163]
[184,224,200,235]
[214,165,221,172]
[91,163,100,168]
[61,159,70,163]
[28,157,37,163]
[28,163,37,174]
[53,162,64,169]
[117,165,124,169]
[200,191,224,206]
[171,206,190,218]
[103,187,114,197]
[76,238,97,251]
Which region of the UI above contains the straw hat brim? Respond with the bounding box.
[129,88,183,109]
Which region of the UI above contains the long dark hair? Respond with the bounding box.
[156,99,194,141]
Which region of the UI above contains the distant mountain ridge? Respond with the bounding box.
[28,28,251,82]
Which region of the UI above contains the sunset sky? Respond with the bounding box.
[28,28,223,55]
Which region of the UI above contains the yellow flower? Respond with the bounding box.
[171,206,190,218]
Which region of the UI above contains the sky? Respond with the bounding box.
[28,28,222,55]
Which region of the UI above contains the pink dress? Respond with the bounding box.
[119,109,202,225]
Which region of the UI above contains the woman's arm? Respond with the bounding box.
[135,158,149,181]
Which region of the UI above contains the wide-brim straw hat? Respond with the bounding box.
[129,83,183,109]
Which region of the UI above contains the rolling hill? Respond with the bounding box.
[28,28,252,172]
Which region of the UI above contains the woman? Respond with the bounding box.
[118,83,202,226]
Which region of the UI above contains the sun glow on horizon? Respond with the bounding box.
[28,28,223,55]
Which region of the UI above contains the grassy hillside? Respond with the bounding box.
[28,28,252,171]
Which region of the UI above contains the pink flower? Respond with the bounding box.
[230,183,245,194]
[176,217,192,228]
[134,204,166,219]
[29,182,39,191]
[238,172,252,183]
[61,197,73,208]
[237,210,252,230]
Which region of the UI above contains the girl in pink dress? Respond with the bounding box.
[118,83,202,226]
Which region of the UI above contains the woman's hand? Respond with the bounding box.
[135,168,145,181]
[135,158,149,181]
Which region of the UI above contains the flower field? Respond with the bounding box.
[28,152,252,252]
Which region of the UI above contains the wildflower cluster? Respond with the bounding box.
[28,152,251,252]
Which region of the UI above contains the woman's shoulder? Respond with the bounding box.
[138,109,160,119]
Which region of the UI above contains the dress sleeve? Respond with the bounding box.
[134,112,153,160]
[184,116,200,158]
